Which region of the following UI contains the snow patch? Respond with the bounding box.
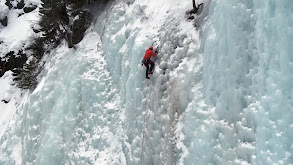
[0,71,21,139]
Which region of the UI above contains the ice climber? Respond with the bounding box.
[142,46,157,79]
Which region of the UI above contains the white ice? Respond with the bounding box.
[0,0,292,164]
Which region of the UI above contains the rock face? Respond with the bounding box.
[0,16,8,27]
[5,0,13,10]
[71,11,93,45]
[17,0,25,9]
[23,5,37,13]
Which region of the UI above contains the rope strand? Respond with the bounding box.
[141,80,149,165]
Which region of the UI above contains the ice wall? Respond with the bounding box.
[177,0,293,164]
[253,1,293,164]
[94,0,202,164]
[1,0,201,164]
[0,0,292,164]
[0,33,126,164]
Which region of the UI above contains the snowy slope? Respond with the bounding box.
[0,0,41,56]
[0,71,22,138]
[0,0,40,141]
[0,0,293,165]
[0,2,41,162]
[0,71,25,165]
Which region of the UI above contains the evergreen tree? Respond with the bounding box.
[13,58,39,90]
[39,0,70,50]
[12,0,96,90]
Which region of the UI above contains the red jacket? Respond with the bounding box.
[143,49,156,60]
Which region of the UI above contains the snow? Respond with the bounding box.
[0,71,22,139]
[0,0,41,55]
[0,0,293,164]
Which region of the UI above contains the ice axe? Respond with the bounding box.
[151,41,160,54]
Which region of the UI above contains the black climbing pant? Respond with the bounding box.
[143,59,154,77]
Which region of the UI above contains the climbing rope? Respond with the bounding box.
[141,79,149,165]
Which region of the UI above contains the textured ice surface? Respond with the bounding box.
[0,0,292,164]
[178,0,293,164]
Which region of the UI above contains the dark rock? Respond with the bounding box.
[187,15,195,20]
[17,0,25,9]
[0,16,8,27]
[5,0,13,10]
[2,99,9,104]
[24,5,37,13]
[33,28,41,33]
[71,10,93,45]
[18,13,24,17]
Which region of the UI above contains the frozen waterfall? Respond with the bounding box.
[0,0,292,165]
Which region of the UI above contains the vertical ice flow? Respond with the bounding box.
[0,0,292,165]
